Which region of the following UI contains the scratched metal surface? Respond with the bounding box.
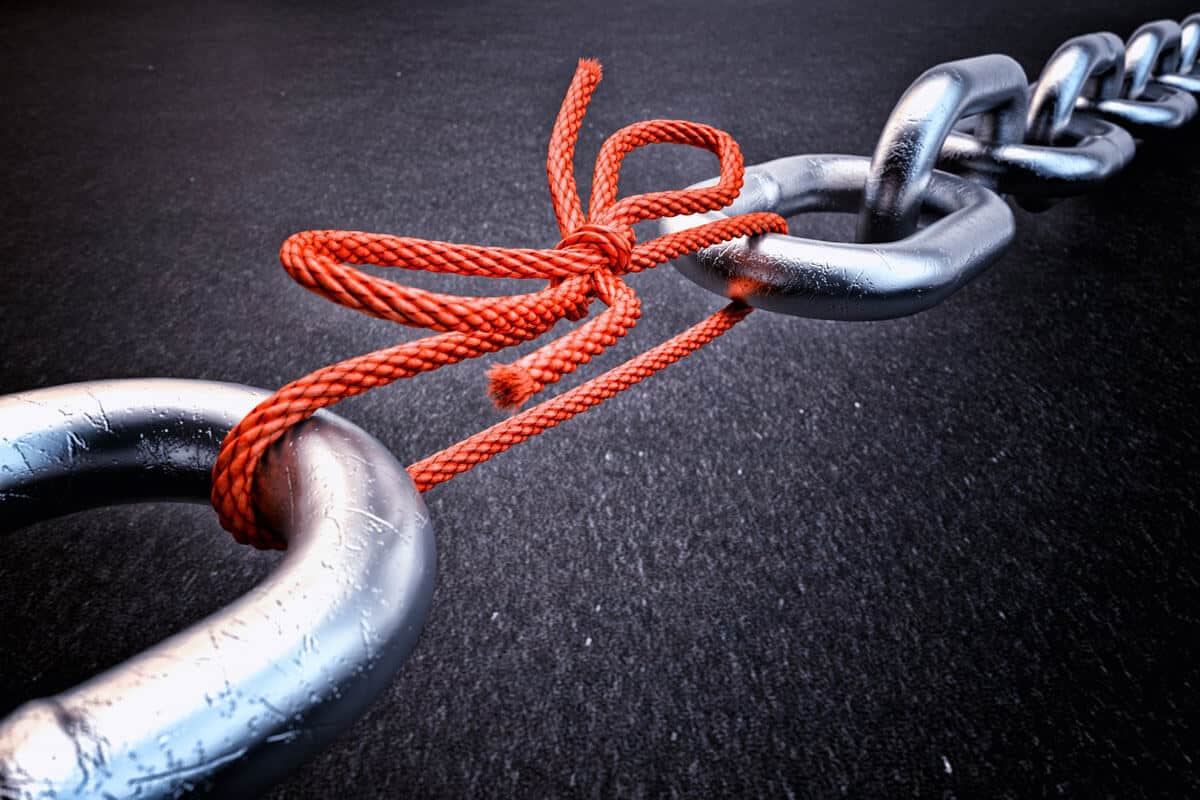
[0,380,436,798]
[1,1,1198,797]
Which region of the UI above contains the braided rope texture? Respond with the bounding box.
[211,59,788,549]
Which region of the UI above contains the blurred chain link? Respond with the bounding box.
[664,14,1200,320]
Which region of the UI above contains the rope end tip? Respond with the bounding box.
[487,363,538,410]
[577,57,603,80]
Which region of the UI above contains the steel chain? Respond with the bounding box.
[662,14,1200,320]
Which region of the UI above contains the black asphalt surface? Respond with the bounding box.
[1,1,1198,797]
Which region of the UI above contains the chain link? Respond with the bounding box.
[1082,19,1198,131]
[660,154,1013,320]
[1158,13,1200,92]
[941,33,1135,212]
[662,14,1200,320]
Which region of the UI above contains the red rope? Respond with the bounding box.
[211,59,787,549]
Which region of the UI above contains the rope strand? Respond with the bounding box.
[211,58,787,549]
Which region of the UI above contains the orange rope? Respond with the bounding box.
[211,59,787,549]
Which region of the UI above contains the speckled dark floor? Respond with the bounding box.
[1,1,1198,797]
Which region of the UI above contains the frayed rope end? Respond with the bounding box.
[577,58,603,78]
[487,363,539,410]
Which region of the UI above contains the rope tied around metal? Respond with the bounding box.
[210,58,788,549]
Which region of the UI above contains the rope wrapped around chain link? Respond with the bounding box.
[210,59,788,549]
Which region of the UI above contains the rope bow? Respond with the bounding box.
[211,59,788,549]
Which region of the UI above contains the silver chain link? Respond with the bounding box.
[661,14,1200,321]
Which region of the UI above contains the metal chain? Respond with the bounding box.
[661,14,1200,320]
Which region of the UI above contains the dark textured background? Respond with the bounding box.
[2,1,1198,797]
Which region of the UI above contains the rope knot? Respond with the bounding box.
[210,58,790,549]
[556,223,634,276]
